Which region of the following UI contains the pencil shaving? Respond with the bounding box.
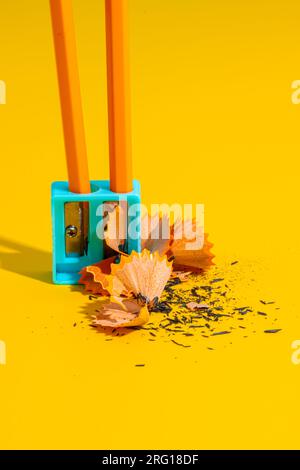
[93,299,149,328]
[169,233,215,273]
[141,213,172,255]
[110,250,173,307]
[79,257,116,295]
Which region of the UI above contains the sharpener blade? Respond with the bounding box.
[64,202,89,257]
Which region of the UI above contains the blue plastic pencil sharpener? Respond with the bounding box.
[51,180,141,285]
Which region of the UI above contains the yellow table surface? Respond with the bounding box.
[0,0,299,450]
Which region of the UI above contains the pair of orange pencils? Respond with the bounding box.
[50,0,132,195]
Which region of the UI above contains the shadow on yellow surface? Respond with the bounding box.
[0,237,52,284]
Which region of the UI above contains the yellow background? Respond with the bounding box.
[0,0,300,449]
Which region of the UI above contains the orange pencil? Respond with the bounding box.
[105,0,133,193]
[50,0,91,194]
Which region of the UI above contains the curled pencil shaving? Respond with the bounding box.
[167,219,214,272]
[79,257,116,295]
[82,250,172,328]
[93,299,149,328]
[110,250,173,308]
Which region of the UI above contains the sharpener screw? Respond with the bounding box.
[66,225,78,238]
